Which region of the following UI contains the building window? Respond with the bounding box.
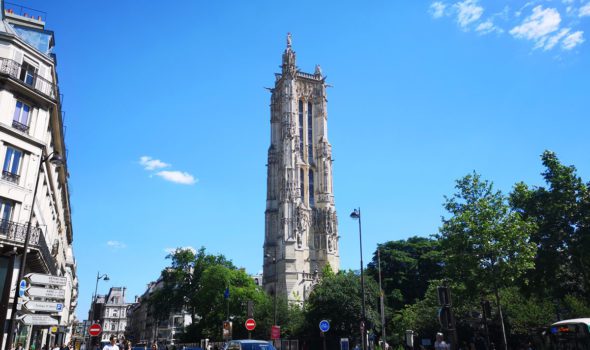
[19,61,37,86]
[0,198,15,232]
[309,170,314,207]
[2,146,23,184]
[307,102,313,163]
[300,169,304,200]
[298,100,304,154]
[12,101,31,133]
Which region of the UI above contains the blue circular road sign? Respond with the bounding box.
[319,320,330,332]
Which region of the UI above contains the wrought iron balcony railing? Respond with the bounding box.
[11,119,29,133]
[0,58,56,99]
[1,170,20,183]
[0,218,41,245]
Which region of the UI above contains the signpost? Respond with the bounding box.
[23,300,63,313]
[88,323,102,337]
[19,314,59,326]
[245,318,256,339]
[25,273,67,286]
[26,286,66,299]
[19,280,27,297]
[319,320,330,350]
[271,325,280,340]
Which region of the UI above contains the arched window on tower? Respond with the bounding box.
[298,100,304,154]
[309,169,315,207]
[307,102,313,163]
[300,168,304,201]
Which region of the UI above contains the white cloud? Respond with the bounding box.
[156,170,197,185]
[509,6,561,47]
[580,3,590,17]
[107,240,126,249]
[562,30,585,49]
[139,156,170,170]
[476,20,503,35]
[164,246,197,255]
[430,2,447,18]
[543,28,571,50]
[455,0,484,28]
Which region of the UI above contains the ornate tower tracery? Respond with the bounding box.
[263,34,339,303]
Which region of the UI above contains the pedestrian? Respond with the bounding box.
[103,336,120,350]
[151,344,158,350]
[53,343,61,350]
[434,333,450,350]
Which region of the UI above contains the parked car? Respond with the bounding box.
[224,340,275,350]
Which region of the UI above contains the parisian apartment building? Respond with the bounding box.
[0,2,78,350]
[126,279,192,345]
[91,287,131,343]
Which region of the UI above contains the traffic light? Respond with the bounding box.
[438,307,454,330]
[437,286,452,306]
[247,300,254,318]
[482,300,492,319]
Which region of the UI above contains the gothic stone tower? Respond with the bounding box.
[263,34,340,304]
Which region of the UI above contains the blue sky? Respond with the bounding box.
[9,0,589,320]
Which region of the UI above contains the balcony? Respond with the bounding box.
[1,170,20,184]
[0,218,57,275]
[0,58,56,99]
[11,120,29,133]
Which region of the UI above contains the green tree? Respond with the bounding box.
[510,150,590,300]
[438,172,536,350]
[303,270,380,350]
[367,237,443,310]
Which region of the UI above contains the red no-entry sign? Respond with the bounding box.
[88,323,102,337]
[245,318,256,331]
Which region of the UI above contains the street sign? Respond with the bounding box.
[19,280,27,297]
[50,326,58,333]
[319,320,330,332]
[25,273,66,286]
[26,286,66,300]
[271,325,280,340]
[88,323,102,337]
[245,318,256,331]
[19,314,59,326]
[23,300,64,313]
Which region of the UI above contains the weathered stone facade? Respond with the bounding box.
[263,34,339,303]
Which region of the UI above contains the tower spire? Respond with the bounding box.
[282,32,296,76]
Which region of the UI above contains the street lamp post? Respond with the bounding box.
[350,208,367,350]
[5,152,64,350]
[378,249,386,349]
[89,272,109,345]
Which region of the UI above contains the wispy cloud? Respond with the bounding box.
[562,30,585,50]
[139,156,170,170]
[455,0,484,28]
[429,1,585,52]
[164,246,197,255]
[156,171,197,185]
[107,240,126,249]
[476,20,503,34]
[509,6,561,45]
[430,2,448,18]
[139,156,197,185]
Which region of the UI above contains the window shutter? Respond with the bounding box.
[12,48,23,64]
[36,64,48,94]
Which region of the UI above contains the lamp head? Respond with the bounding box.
[103,275,110,281]
[48,152,65,167]
[350,209,360,219]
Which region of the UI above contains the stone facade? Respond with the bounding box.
[0,7,77,350]
[263,34,339,304]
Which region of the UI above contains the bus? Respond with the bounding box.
[542,318,590,350]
